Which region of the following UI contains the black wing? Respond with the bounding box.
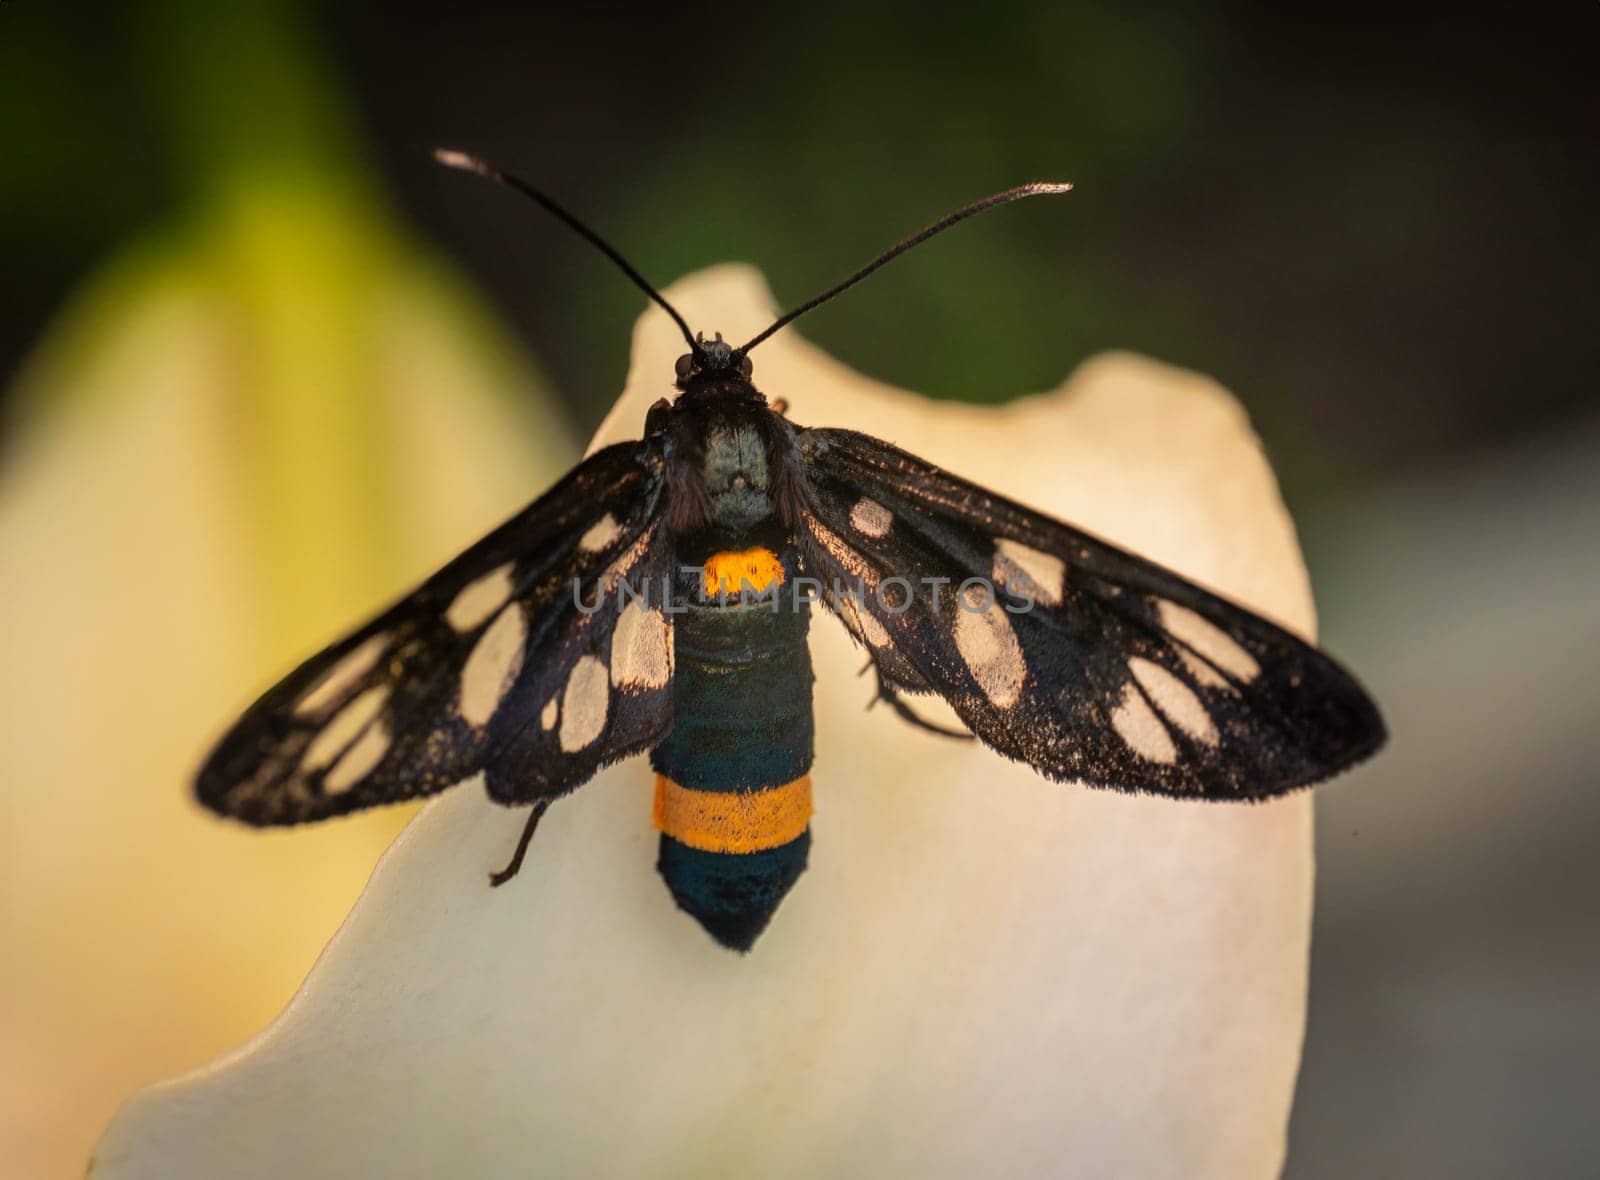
[197,440,676,824]
[794,428,1385,799]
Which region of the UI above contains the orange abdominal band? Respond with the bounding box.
[702,547,785,597]
[653,774,813,854]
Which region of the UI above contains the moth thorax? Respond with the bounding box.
[702,423,773,531]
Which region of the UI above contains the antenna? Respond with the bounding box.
[738,182,1073,354]
[434,149,699,353]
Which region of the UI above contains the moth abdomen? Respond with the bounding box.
[650,545,815,950]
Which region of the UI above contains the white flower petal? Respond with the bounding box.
[95,266,1315,1180]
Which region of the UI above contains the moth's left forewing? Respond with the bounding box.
[795,427,1385,799]
[197,440,675,824]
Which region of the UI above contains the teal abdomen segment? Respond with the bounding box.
[655,831,812,952]
[651,595,813,792]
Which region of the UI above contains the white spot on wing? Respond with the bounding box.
[324,722,391,794]
[836,594,890,648]
[857,607,890,648]
[1130,657,1217,746]
[540,696,558,731]
[579,513,622,552]
[459,604,527,727]
[954,601,1025,709]
[301,686,390,772]
[295,634,388,716]
[560,655,609,751]
[1157,600,1261,683]
[850,497,893,538]
[445,563,516,632]
[1111,682,1178,763]
[1179,649,1230,690]
[993,539,1065,607]
[609,600,672,690]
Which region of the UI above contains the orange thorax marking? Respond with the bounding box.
[702,547,784,597]
[653,774,813,854]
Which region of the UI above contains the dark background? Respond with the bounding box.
[5,2,1597,1174]
[6,2,1597,499]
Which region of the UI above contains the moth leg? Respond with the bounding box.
[489,799,552,887]
[861,659,973,741]
[769,397,790,417]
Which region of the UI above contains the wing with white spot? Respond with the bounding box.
[795,428,1385,798]
[197,440,676,824]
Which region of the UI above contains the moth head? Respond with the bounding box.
[675,332,753,389]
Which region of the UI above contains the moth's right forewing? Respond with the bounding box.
[796,427,1385,799]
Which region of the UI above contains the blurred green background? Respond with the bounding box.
[3,1,1596,1176]
[8,1,1596,489]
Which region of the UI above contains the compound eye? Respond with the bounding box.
[674,353,694,382]
[737,353,753,378]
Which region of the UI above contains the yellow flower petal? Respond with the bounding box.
[1,206,571,1178]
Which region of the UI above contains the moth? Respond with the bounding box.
[198,151,1386,951]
